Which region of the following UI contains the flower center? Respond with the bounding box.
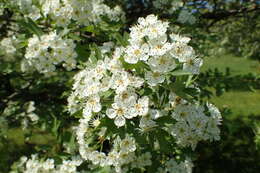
[152,72,160,78]
[93,119,100,127]
[134,49,141,56]
[116,108,124,116]
[159,57,167,65]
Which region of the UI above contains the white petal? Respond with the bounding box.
[93,103,102,113]
[106,109,116,119]
[83,108,91,116]
[114,116,126,127]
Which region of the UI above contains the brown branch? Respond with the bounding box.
[201,5,260,21]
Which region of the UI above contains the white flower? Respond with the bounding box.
[106,57,123,73]
[120,135,136,153]
[83,80,101,97]
[89,151,106,165]
[106,103,131,127]
[83,95,102,116]
[131,96,149,116]
[170,121,190,138]
[94,60,107,79]
[170,34,191,44]
[110,72,130,93]
[128,75,144,88]
[171,104,194,121]
[106,151,119,166]
[148,36,173,56]
[183,57,203,74]
[125,44,149,63]
[143,15,169,39]
[114,89,137,105]
[148,53,177,73]
[145,71,165,86]
[170,43,195,62]
[117,151,135,166]
[129,26,145,44]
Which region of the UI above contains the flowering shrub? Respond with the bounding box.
[24,32,77,73]
[66,15,221,172]
[0,1,225,172]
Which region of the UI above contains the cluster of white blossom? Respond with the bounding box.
[0,37,17,61]
[153,0,184,14]
[76,118,152,173]
[3,101,39,129]
[169,93,222,149]
[126,14,202,78]
[68,45,146,127]
[20,101,39,129]
[177,9,197,25]
[42,0,124,26]
[24,32,77,73]
[68,14,221,172]
[12,0,124,27]
[11,154,82,173]
[152,1,196,25]
[10,0,41,20]
[157,158,193,173]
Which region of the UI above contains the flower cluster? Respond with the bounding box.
[3,101,39,129]
[0,37,17,61]
[42,0,124,26]
[153,0,184,14]
[170,95,222,149]
[12,0,124,27]
[76,118,152,173]
[177,9,197,25]
[68,14,221,172]
[68,46,145,127]
[126,14,202,79]
[11,155,82,173]
[24,32,77,73]
[157,158,193,173]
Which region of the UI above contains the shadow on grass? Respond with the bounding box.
[194,112,260,173]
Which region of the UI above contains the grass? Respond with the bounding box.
[202,54,260,117]
[6,128,55,146]
[202,54,260,75]
[210,90,260,117]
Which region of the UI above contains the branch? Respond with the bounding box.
[201,5,260,21]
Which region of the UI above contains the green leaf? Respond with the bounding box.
[88,44,102,63]
[18,18,44,38]
[68,33,81,41]
[80,25,97,34]
[75,44,90,61]
[170,70,193,76]
[156,130,174,153]
[100,90,114,99]
[51,117,61,136]
[113,33,128,46]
